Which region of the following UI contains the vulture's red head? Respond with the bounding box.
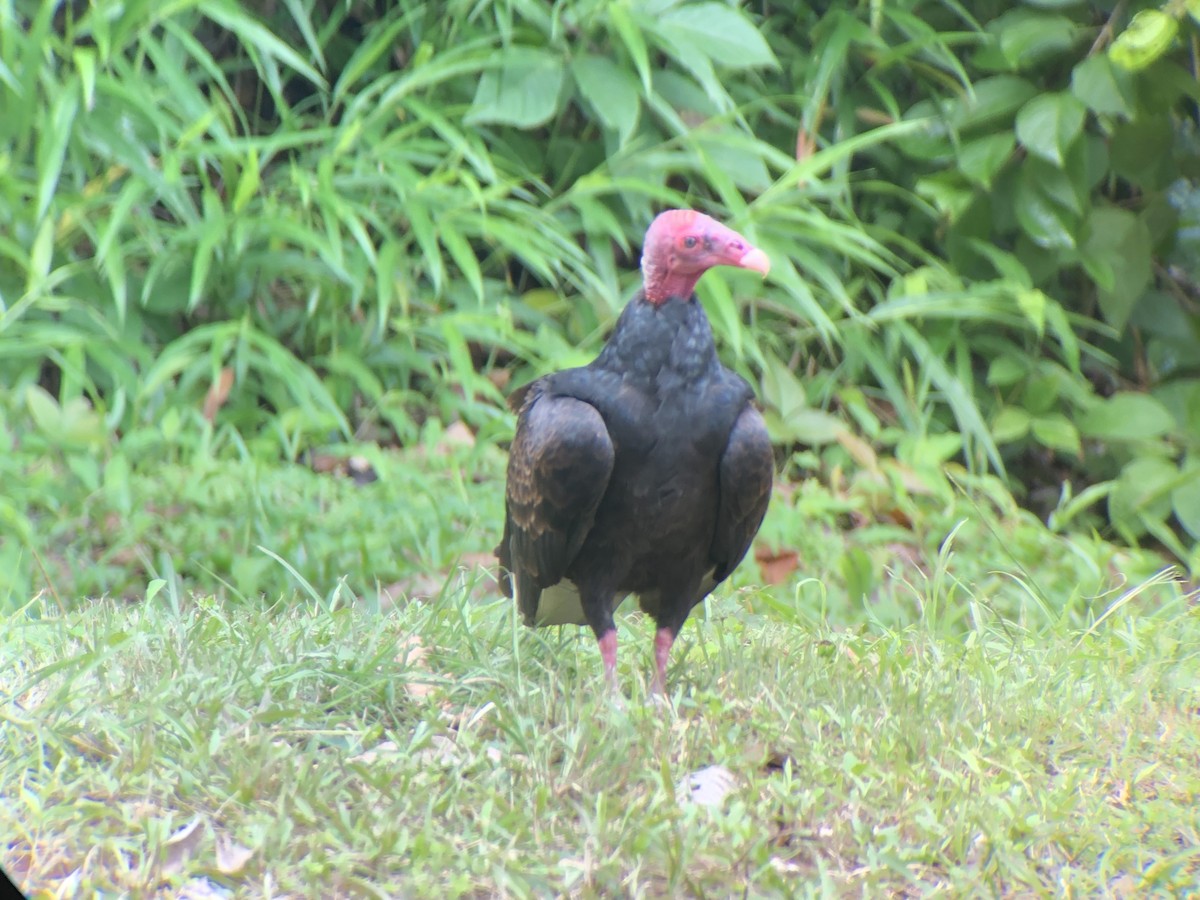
[640,209,770,305]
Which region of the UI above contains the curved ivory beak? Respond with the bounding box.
[737,247,771,278]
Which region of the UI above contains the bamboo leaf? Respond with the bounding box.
[465,47,566,129]
[35,85,79,222]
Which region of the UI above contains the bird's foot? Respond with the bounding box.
[653,627,674,691]
[596,628,626,707]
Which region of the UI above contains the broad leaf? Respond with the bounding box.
[1081,206,1152,331]
[1173,462,1200,540]
[997,12,1080,69]
[992,406,1031,442]
[466,48,566,129]
[1070,55,1135,118]
[957,76,1038,131]
[656,2,777,70]
[957,133,1015,188]
[1079,393,1175,442]
[1031,414,1081,455]
[572,55,640,145]
[1015,92,1086,166]
[1109,456,1179,537]
[987,356,1028,388]
[1110,116,1175,189]
[1014,161,1079,249]
[916,172,974,221]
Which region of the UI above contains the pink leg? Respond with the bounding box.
[597,630,618,688]
[652,628,674,695]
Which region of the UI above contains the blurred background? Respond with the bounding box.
[1,0,1197,614]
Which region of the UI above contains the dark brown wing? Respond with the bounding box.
[709,405,773,583]
[496,381,614,625]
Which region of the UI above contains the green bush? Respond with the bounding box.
[1,0,1197,569]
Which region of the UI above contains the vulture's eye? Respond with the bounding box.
[683,236,698,248]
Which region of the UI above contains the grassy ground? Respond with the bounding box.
[3,444,1199,897]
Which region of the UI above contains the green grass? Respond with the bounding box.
[3,445,1199,896]
[3,583,1199,897]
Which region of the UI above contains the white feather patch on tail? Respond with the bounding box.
[530,581,588,626]
[519,582,635,627]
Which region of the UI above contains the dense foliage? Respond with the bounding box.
[1,0,1198,584]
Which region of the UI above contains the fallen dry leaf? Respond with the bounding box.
[161,816,204,877]
[856,106,895,126]
[396,635,428,668]
[349,740,401,765]
[395,636,440,700]
[214,834,254,876]
[413,734,460,767]
[457,551,497,570]
[795,126,816,164]
[754,546,800,586]
[176,877,228,899]
[835,428,878,471]
[678,765,738,807]
[438,420,475,451]
[202,368,234,423]
[379,573,447,605]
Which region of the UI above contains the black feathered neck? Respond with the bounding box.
[591,291,718,390]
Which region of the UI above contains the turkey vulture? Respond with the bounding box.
[496,209,774,694]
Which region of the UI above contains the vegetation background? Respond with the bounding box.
[2,0,1199,895]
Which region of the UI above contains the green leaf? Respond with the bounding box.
[204,2,326,89]
[1016,288,1047,336]
[1109,10,1178,72]
[1109,456,1178,536]
[957,76,1039,131]
[465,48,566,129]
[607,4,652,91]
[1173,462,1200,539]
[1079,393,1175,442]
[406,201,444,295]
[74,48,97,110]
[1015,161,1079,249]
[439,225,483,303]
[997,12,1080,69]
[1081,207,1152,332]
[656,2,777,69]
[1031,414,1081,455]
[25,385,61,437]
[232,148,260,214]
[1015,92,1086,166]
[27,216,55,289]
[35,86,79,222]
[916,172,974,221]
[761,355,808,420]
[784,408,845,445]
[992,406,1031,443]
[957,133,1015,188]
[1110,116,1174,189]
[1070,55,1135,118]
[1153,379,1200,442]
[1024,374,1061,415]
[571,55,640,145]
[987,356,1028,388]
